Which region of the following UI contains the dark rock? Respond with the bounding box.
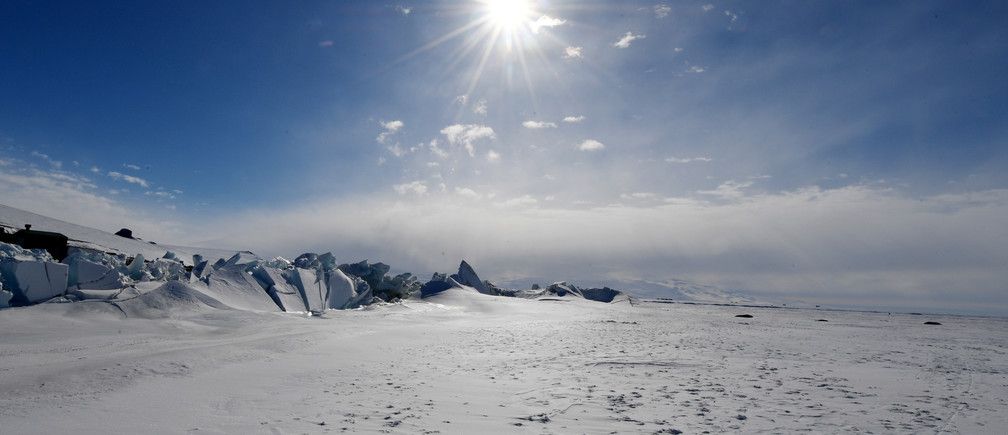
[735,314,754,318]
[923,321,942,325]
[114,228,134,239]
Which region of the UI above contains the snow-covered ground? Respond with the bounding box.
[1,289,1005,434]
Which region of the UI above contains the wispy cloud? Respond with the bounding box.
[440,124,496,157]
[698,180,753,200]
[376,119,404,144]
[563,115,585,123]
[654,4,671,18]
[472,98,488,116]
[496,195,538,208]
[392,180,427,195]
[107,171,149,188]
[563,46,583,59]
[702,4,714,12]
[454,187,481,199]
[428,139,449,159]
[613,32,645,49]
[620,192,658,200]
[0,163,184,242]
[123,163,142,170]
[578,139,606,151]
[30,151,62,169]
[531,15,566,33]
[396,5,411,15]
[665,156,712,163]
[318,40,334,48]
[486,150,501,162]
[522,120,557,129]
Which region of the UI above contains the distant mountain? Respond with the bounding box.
[605,278,757,304]
[496,276,754,304]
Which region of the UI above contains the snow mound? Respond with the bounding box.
[201,267,283,312]
[116,281,232,318]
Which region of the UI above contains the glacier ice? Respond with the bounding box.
[203,267,283,312]
[251,265,306,312]
[450,260,500,295]
[0,260,68,304]
[125,254,147,281]
[288,267,326,313]
[325,269,357,309]
[0,286,11,308]
[67,257,126,290]
[223,251,261,271]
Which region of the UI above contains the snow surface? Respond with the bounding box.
[1,203,1006,432]
[0,294,1006,433]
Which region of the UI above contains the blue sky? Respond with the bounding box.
[2,1,1007,314]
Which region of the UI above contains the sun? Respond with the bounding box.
[483,0,533,31]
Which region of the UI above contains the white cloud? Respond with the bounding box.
[90,166,101,173]
[440,124,496,157]
[531,15,566,33]
[563,115,585,123]
[454,94,468,105]
[578,139,606,151]
[620,192,657,200]
[522,120,557,129]
[563,46,583,59]
[123,163,142,170]
[392,180,428,195]
[454,187,481,199]
[486,150,501,162]
[107,171,149,188]
[654,4,671,18]
[396,5,411,15]
[472,99,488,116]
[689,65,706,73]
[613,32,645,49]
[496,195,538,208]
[665,156,712,163]
[702,4,715,12]
[376,119,405,144]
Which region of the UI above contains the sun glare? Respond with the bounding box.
[483,0,532,30]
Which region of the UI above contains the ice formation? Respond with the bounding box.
[1,233,627,312]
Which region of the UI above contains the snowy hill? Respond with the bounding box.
[0,203,237,265]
